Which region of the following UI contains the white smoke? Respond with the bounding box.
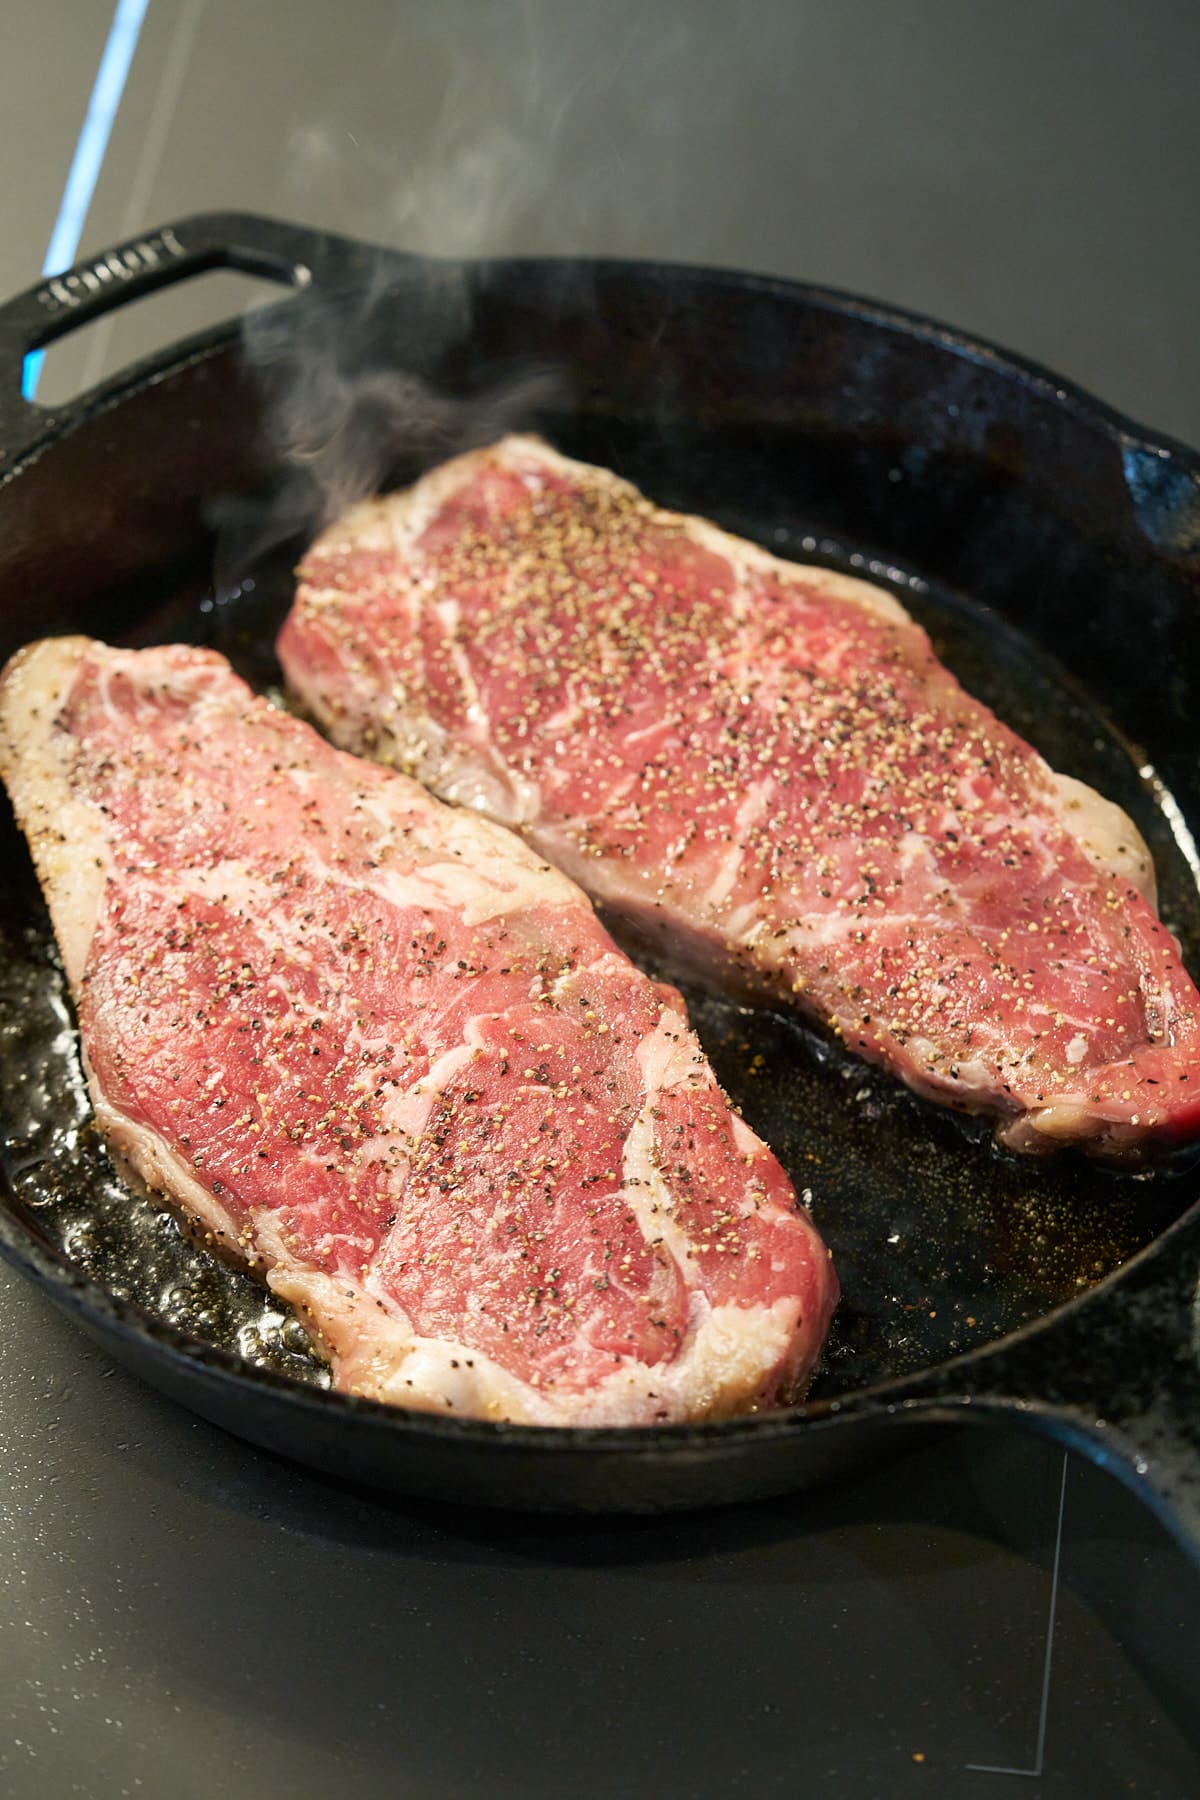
[221,0,721,575]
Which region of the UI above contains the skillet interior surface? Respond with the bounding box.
[2,393,1198,1411]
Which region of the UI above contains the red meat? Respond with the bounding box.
[0,638,837,1424]
[281,435,1200,1154]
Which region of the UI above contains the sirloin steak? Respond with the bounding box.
[280,434,1200,1155]
[0,638,837,1425]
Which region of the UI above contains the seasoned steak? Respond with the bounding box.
[280,435,1200,1154]
[0,638,837,1425]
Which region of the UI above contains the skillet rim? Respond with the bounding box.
[1,233,1199,1459]
[5,224,1200,475]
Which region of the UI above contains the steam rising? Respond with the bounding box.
[213,242,563,596]
[219,0,702,584]
[218,287,560,586]
[261,333,557,528]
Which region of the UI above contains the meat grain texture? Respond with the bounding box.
[281,435,1200,1154]
[0,638,837,1425]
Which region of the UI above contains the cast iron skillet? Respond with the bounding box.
[1,214,1199,1540]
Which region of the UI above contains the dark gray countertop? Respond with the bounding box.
[2,5,1199,1795]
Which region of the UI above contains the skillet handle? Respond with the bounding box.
[0,211,368,463]
[885,1197,1200,1559]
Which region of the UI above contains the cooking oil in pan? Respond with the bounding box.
[1,497,1198,1406]
[0,913,328,1389]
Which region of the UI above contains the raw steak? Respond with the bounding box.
[280,435,1200,1154]
[0,638,837,1425]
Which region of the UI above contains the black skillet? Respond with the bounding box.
[1,213,1199,1542]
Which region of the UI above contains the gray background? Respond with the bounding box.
[8,0,1200,446]
[2,3,1199,1796]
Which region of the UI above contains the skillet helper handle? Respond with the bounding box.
[0,212,356,463]
[891,1202,1200,1559]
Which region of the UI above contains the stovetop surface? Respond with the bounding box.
[2,4,1199,1795]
